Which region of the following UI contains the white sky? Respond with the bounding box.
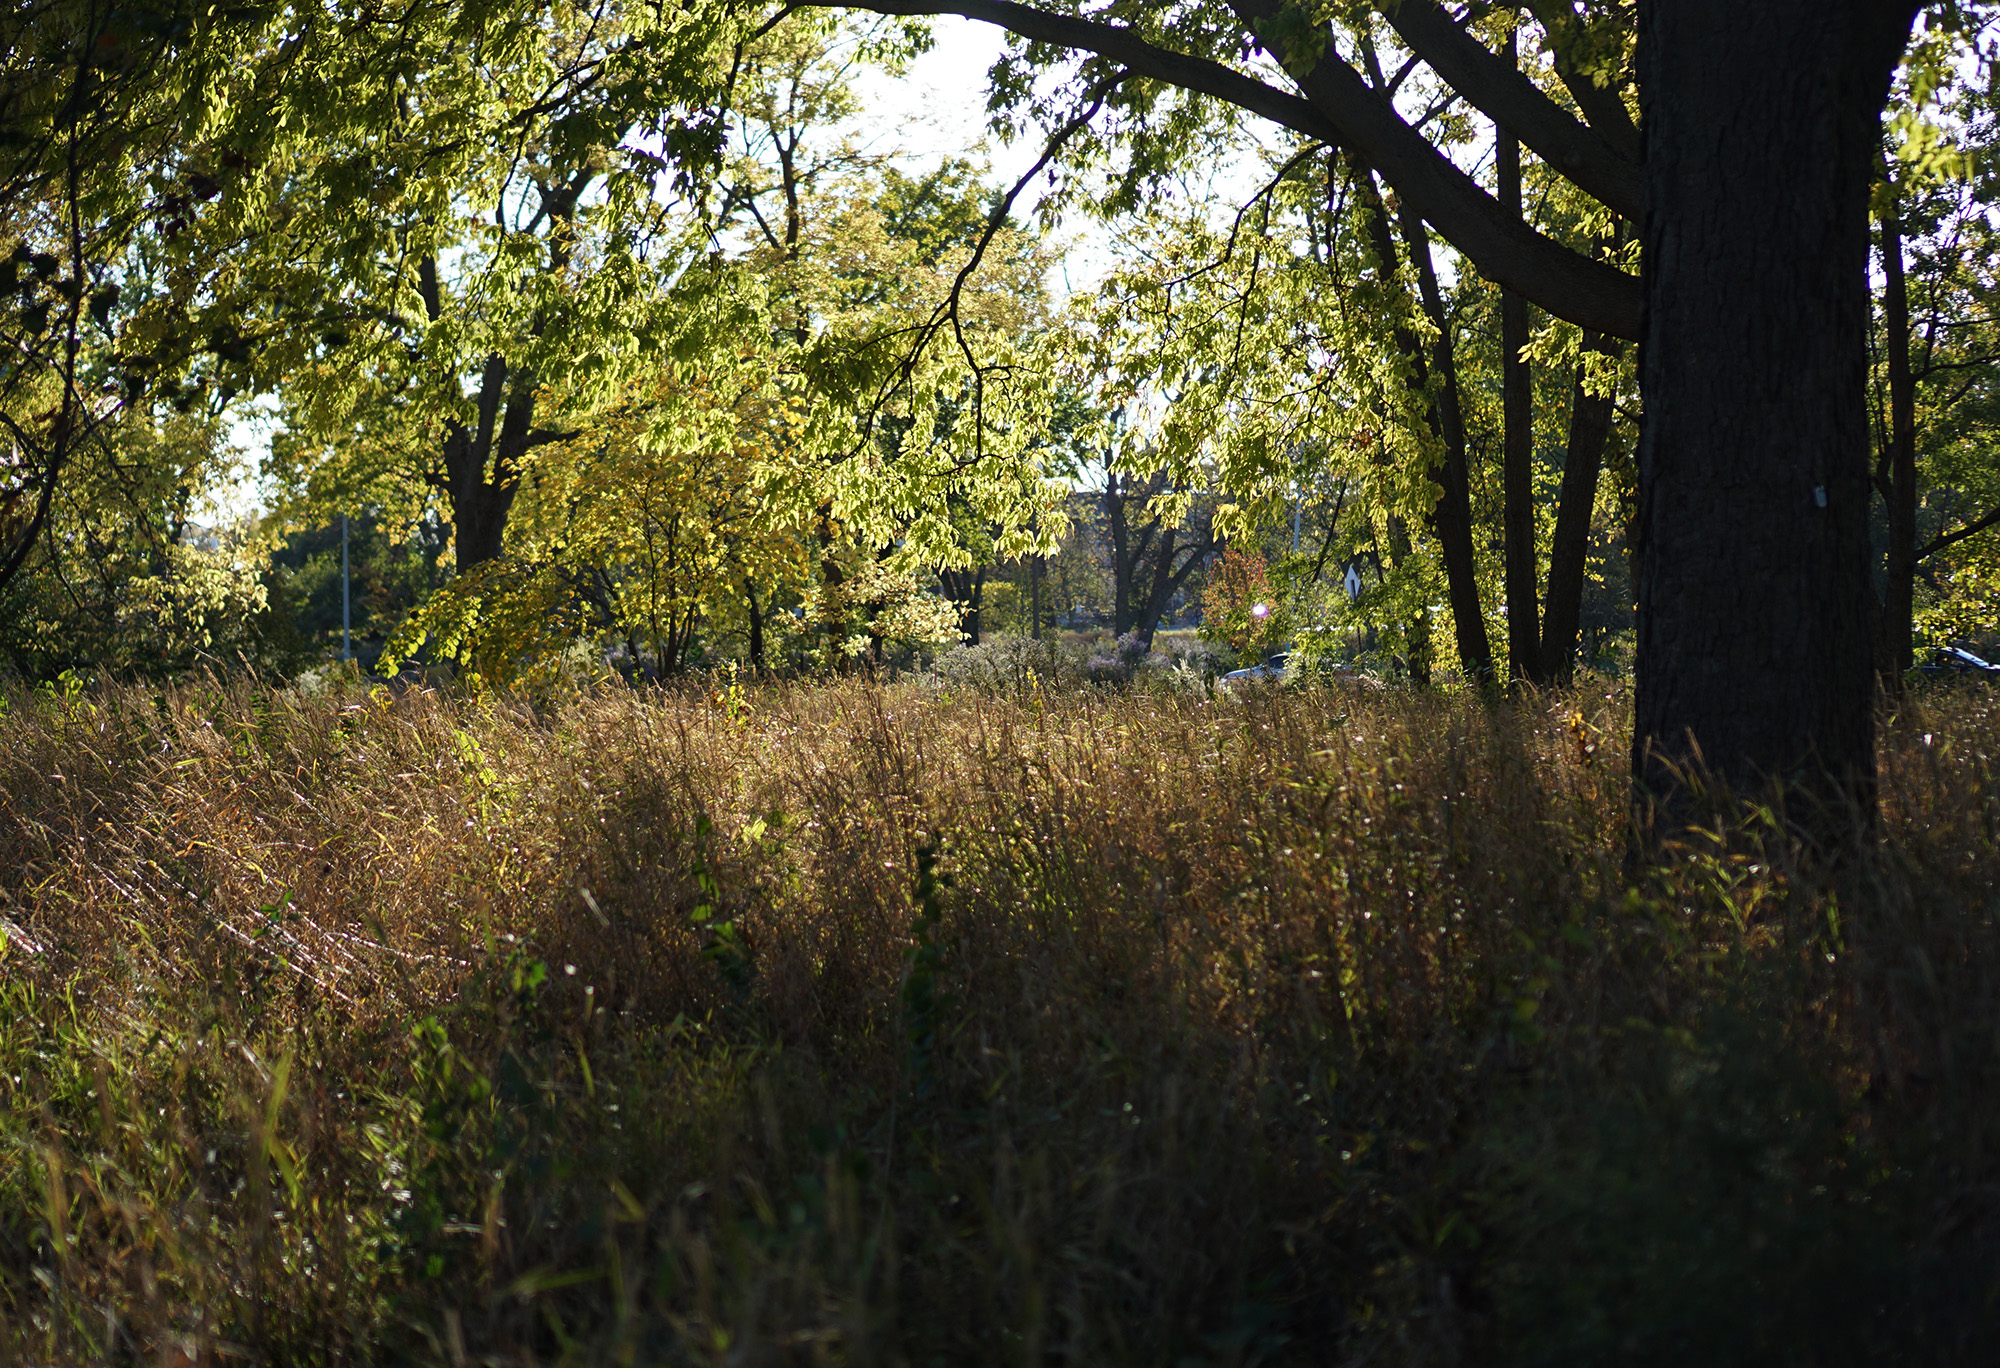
[842,16,1113,298]
[841,16,1276,301]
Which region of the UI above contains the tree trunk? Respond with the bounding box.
[1103,470,1162,637]
[1029,553,1044,640]
[745,579,766,673]
[1133,524,1221,646]
[1539,333,1623,684]
[1877,180,1918,685]
[941,566,986,645]
[1400,211,1497,685]
[1498,26,1542,686]
[1632,0,1913,820]
[815,502,847,670]
[1348,152,1492,685]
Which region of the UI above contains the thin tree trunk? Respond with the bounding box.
[1386,514,1431,685]
[1539,333,1623,684]
[1347,151,1491,684]
[1878,179,1918,685]
[745,579,766,673]
[966,568,985,645]
[1498,28,1541,685]
[816,501,846,671]
[1399,210,1497,684]
[1632,0,1912,821]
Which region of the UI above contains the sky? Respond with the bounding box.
[839,15,1278,300]
[841,16,1117,298]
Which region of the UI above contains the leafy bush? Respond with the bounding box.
[930,631,1080,689]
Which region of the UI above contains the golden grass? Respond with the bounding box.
[0,671,1996,1365]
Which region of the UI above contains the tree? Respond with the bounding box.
[1098,463,1222,646]
[1869,49,2000,677]
[0,400,267,676]
[1200,544,1284,664]
[253,0,734,581]
[1629,1,1910,816]
[0,0,252,612]
[779,0,1945,818]
[383,360,817,686]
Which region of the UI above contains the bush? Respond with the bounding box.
[929,632,1080,690]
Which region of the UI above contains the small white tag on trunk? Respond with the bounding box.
[1814,485,1828,508]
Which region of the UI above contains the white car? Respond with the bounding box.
[1222,651,1291,682]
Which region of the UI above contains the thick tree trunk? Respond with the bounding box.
[1132,523,1220,646]
[1633,0,1914,820]
[1539,334,1623,684]
[1878,186,1918,684]
[1103,470,1166,638]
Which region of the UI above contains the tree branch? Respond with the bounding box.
[1520,0,1642,162]
[1377,0,1641,219]
[786,0,1641,338]
[1916,505,2000,562]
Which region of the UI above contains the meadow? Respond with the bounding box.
[0,670,1996,1365]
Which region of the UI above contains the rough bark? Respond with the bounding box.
[1632,0,1916,820]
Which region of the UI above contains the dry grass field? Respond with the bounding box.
[0,671,1996,1365]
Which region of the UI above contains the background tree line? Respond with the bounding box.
[5,0,2000,814]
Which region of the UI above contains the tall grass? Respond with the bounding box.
[0,670,1995,1365]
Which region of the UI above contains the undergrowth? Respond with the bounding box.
[0,672,1995,1365]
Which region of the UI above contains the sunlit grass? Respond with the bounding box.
[1,671,1996,1365]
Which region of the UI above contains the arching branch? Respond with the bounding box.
[783,0,1642,338]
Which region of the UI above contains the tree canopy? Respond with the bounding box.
[6,0,2000,824]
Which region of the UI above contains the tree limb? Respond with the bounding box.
[1916,505,2000,562]
[785,0,1642,338]
[1520,0,1641,161]
[1376,0,1641,219]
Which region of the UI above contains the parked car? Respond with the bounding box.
[1918,644,2000,680]
[1222,651,1291,683]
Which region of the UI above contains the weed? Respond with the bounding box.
[0,673,1995,1363]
